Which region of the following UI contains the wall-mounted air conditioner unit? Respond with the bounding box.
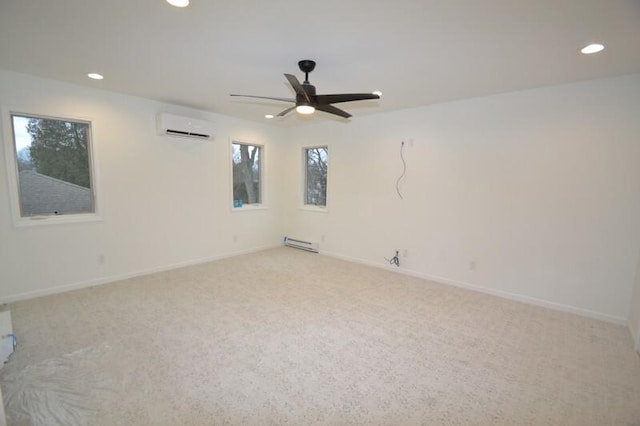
[156,113,215,140]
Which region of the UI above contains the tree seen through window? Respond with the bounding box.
[305,146,328,206]
[232,142,261,206]
[11,114,94,216]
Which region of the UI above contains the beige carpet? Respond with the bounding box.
[1,247,639,425]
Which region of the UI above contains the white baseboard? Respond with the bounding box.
[0,244,281,305]
[320,250,627,325]
[629,319,640,352]
[2,245,628,327]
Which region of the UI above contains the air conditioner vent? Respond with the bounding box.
[165,129,210,139]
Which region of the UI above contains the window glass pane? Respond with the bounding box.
[232,142,261,206]
[11,114,95,217]
[305,147,328,206]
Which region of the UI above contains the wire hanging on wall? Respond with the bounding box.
[385,250,400,267]
[396,141,407,199]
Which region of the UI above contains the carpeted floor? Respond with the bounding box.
[1,247,640,425]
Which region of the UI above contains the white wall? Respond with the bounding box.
[283,74,640,324]
[2,69,639,326]
[629,250,640,350]
[0,69,287,302]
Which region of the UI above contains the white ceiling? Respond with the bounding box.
[1,0,639,126]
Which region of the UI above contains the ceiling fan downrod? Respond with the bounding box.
[298,60,316,83]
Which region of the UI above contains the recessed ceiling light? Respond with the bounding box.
[265,114,274,119]
[167,0,189,7]
[87,73,104,80]
[372,91,383,97]
[581,43,605,54]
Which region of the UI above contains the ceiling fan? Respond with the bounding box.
[230,60,380,119]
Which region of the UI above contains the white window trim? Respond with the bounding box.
[1,107,103,227]
[300,144,329,213]
[229,139,267,212]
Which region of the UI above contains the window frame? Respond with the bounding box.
[2,108,102,227]
[300,145,329,212]
[230,139,266,212]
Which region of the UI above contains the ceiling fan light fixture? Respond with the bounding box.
[296,104,315,115]
[167,0,189,7]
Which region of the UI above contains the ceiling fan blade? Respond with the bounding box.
[315,93,380,105]
[277,106,296,117]
[316,104,351,119]
[230,94,295,103]
[284,74,311,104]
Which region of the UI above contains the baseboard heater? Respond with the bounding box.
[284,237,319,253]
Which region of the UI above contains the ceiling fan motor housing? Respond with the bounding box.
[299,83,316,104]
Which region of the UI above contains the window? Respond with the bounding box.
[231,142,262,208]
[9,113,96,219]
[304,146,328,207]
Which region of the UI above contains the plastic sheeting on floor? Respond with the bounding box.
[1,343,116,426]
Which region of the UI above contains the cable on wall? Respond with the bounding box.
[396,141,406,200]
[385,250,400,267]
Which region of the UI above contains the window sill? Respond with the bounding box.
[299,205,329,213]
[232,204,267,212]
[13,213,103,228]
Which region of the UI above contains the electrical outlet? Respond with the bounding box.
[469,260,476,271]
[233,234,238,243]
[403,249,408,258]
[98,254,105,265]
[321,234,326,243]
[409,138,414,148]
